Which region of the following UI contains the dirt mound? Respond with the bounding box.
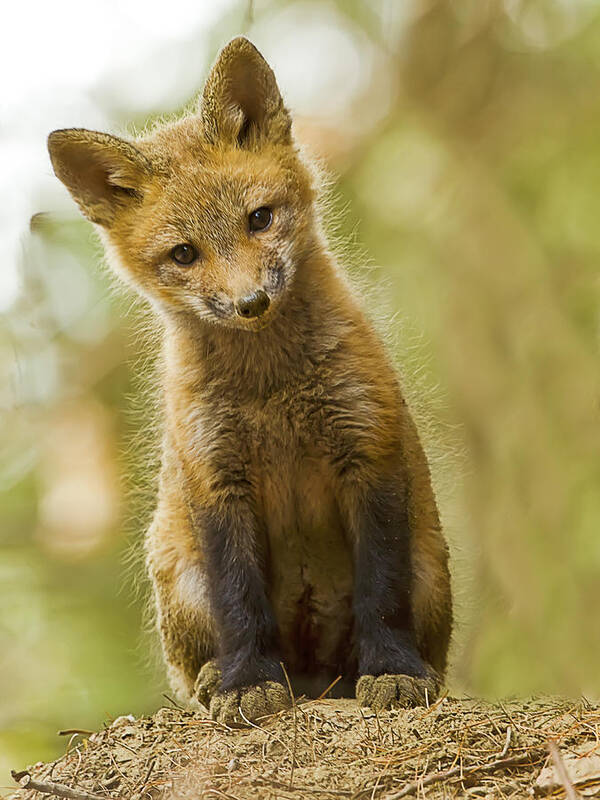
[9,695,600,799]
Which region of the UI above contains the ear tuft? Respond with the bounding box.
[47,129,152,226]
[200,37,291,148]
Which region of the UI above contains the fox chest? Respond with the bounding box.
[196,394,356,677]
[250,416,355,677]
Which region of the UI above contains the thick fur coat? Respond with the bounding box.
[48,37,452,723]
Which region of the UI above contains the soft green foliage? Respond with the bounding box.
[1,0,599,785]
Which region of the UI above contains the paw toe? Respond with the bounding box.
[210,690,238,724]
[239,681,290,720]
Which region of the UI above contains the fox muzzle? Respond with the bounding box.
[235,290,270,319]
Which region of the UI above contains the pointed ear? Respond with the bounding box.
[200,37,291,148]
[47,129,152,227]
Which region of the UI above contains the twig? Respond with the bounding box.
[280,661,298,787]
[316,675,343,701]
[138,754,157,796]
[499,725,512,758]
[162,693,183,709]
[419,689,449,718]
[498,701,522,735]
[57,730,95,737]
[65,733,82,756]
[11,770,116,800]
[383,747,546,799]
[370,754,394,800]
[548,740,582,800]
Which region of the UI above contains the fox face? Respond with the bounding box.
[48,38,316,330]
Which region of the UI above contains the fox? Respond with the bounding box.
[47,36,452,723]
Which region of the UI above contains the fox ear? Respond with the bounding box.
[200,37,291,148]
[47,129,152,227]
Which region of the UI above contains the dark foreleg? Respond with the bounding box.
[342,477,440,709]
[192,498,290,722]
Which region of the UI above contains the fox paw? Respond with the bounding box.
[356,672,440,711]
[194,660,222,709]
[210,681,291,725]
[194,662,291,724]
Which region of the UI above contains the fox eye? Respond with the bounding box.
[249,207,272,233]
[170,244,198,265]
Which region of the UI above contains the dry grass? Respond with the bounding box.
[8,695,600,800]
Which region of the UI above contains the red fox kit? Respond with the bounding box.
[48,37,452,723]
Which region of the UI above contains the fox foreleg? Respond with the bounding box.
[344,476,441,709]
[191,497,291,723]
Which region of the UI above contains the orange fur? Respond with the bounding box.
[48,37,452,716]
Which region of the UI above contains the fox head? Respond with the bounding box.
[48,37,317,330]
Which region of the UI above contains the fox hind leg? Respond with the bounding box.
[412,524,453,677]
[151,567,215,700]
[147,514,216,701]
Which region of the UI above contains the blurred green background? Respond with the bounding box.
[2,0,600,792]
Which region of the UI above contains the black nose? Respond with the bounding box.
[235,290,270,319]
